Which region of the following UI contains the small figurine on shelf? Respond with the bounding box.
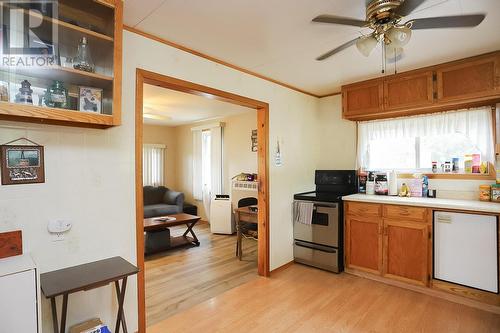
[15,80,33,105]
[398,183,411,197]
[0,82,9,102]
[73,37,95,73]
[43,80,69,109]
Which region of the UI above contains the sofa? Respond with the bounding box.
[143,186,184,218]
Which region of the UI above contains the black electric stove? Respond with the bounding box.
[293,170,357,273]
[294,170,357,202]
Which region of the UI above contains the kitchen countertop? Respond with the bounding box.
[342,194,500,214]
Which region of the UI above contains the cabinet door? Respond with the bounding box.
[345,215,383,274]
[383,219,429,286]
[0,269,38,332]
[342,80,384,119]
[384,71,434,111]
[436,54,500,102]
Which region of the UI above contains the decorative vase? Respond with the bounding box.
[73,37,95,73]
[44,80,68,109]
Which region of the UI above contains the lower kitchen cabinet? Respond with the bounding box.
[345,215,382,274]
[382,219,430,286]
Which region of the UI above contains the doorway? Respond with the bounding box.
[135,69,269,332]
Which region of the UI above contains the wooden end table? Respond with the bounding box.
[144,213,201,254]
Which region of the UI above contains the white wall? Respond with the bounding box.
[0,119,137,332]
[316,95,357,170]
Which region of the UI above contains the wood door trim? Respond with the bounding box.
[135,69,270,332]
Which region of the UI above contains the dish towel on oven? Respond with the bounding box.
[293,201,314,225]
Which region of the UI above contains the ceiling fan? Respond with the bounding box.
[313,0,486,61]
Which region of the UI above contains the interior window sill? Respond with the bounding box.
[397,172,495,181]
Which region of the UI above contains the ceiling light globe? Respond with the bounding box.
[387,26,412,48]
[356,36,378,57]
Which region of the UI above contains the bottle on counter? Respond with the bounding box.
[366,171,375,195]
[358,171,367,193]
[375,173,388,195]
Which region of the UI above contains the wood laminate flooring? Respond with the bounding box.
[145,221,257,327]
[148,263,500,333]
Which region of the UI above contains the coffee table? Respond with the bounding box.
[144,213,201,254]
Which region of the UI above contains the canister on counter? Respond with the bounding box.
[479,185,491,201]
[491,184,500,202]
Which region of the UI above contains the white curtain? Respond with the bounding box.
[192,130,203,200]
[357,107,494,169]
[210,126,223,196]
[192,124,224,218]
[143,144,166,186]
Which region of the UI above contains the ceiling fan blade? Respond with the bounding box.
[396,0,427,16]
[312,15,368,27]
[316,38,360,61]
[408,14,485,29]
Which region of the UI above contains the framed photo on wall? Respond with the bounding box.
[78,86,102,113]
[251,129,258,152]
[0,145,45,185]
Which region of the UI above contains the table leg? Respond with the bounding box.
[115,280,128,333]
[183,221,200,246]
[50,297,59,333]
[115,277,128,333]
[60,294,68,333]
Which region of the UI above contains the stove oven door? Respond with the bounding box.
[293,201,339,248]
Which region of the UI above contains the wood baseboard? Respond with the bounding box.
[345,268,500,315]
[270,261,294,275]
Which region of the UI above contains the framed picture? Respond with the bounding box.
[78,86,102,113]
[251,129,258,152]
[0,145,45,185]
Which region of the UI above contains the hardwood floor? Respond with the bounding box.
[148,264,500,333]
[145,221,257,327]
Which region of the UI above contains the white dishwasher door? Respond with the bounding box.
[434,211,498,293]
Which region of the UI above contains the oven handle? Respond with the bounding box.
[294,240,337,253]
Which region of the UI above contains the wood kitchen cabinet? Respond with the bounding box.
[345,202,383,274]
[342,79,384,118]
[384,71,434,111]
[341,51,500,121]
[345,202,430,284]
[382,219,430,286]
[436,53,500,103]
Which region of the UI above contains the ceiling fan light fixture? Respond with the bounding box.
[356,35,378,57]
[386,26,412,48]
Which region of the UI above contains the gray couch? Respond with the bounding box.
[143,186,184,218]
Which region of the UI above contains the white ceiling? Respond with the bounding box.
[143,84,252,126]
[125,0,500,96]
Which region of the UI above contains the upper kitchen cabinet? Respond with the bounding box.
[384,71,434,111]
[341,51,500,121]
[342,79,384,118]
[0,0,123,128]
[436,53,500,103]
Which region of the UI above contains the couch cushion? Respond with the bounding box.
[144,186,168,205]
[144,204,180,218]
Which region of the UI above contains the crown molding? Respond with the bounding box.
[123,25,341,99]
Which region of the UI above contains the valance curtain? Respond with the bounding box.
[357,107,495,169]
[143,144,166,186]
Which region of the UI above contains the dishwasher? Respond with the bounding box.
[433,211,499,293]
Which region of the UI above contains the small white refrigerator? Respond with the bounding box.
[434,211,498,293]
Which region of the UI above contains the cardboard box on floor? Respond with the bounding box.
[69,318,102,333]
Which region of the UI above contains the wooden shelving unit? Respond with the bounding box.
[0,0,122,128]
